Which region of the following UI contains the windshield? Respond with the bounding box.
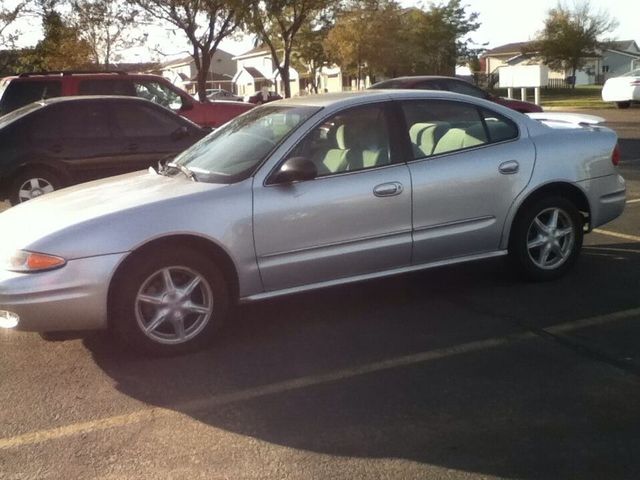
[622,68,640,77]
[172,105,320,183]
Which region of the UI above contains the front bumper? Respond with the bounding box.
[0,253,127,332]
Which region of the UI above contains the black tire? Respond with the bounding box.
[110,249,229,356]
[509,196,583,281]
[9,167,63,205]
[616,101,631,109]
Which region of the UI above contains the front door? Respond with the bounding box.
[253,103,413,292]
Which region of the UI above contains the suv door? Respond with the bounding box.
[109,100,201,171]
[28,100,120,183]
[252,103,413,291]
[400,99,535,263]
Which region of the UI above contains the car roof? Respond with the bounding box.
[274,89,483,108]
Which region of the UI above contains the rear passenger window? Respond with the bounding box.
[0,80,62,115]
[111,103,182,137]
[480,109,518,142]
[401,100,488,159]
[78,79,136,96]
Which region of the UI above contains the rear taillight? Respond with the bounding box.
[612,144,621,166]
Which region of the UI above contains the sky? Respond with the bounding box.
[5,0,640,62]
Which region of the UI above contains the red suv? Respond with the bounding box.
[0,71,254,128]
[370,76,543,113]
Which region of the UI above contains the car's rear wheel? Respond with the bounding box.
[509,196,583,281]
[616,101,631,109]
[111,249,229,356]
[10,168,62,205]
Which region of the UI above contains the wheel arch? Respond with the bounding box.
[106,234,240,329]
[502,181,591,249]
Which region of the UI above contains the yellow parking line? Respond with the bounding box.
[592,229,640,242]
[2,306,640,450]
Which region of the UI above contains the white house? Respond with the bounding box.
[158,49,236,94]
[482,40,640,85]
[232,46,300,97]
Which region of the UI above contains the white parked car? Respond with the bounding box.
[601,68,640,108]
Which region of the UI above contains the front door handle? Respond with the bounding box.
[373,182,403,197]
[499,160,519,174]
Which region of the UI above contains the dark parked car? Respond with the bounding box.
[0,71,254,128]
[0,96,207,205]
[370,76,543,113]
[246,90,283,104]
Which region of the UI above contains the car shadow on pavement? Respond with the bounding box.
[84,242,640,479]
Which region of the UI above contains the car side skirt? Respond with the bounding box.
[239,250,508,303]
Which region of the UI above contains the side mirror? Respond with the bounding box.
[270,156,317,184]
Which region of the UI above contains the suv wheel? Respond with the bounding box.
[10,168,62,205]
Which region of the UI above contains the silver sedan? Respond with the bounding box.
[0,91,626,355]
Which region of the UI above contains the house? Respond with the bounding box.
[157,49,236,94]
[232,46,300,97]
[482,40,640,85]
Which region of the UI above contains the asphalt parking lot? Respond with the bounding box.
[1,108,639,479]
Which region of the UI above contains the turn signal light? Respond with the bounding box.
[4,250,66,272]
[611,144,621,166]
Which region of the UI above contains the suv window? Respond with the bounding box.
[444,79,487,99]
[289,105,392,177]
[133,81,185,110]
[402,100,489,158]
[30,102,111,140]
[0,80,62,115]
[78,79,136,96]
[111,102,184,137]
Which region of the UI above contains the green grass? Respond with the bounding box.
[491,85,609,109]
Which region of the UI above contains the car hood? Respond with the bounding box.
[0,170,225,255]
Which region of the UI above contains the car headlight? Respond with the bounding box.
[2,250,66,272]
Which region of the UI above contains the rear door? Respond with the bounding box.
[27,101,120,183]
[400,99,536,263]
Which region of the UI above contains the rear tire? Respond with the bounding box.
[616,101,631,109]
[110,249,229,356]
[10,168,62,205]
[509,196,583,281]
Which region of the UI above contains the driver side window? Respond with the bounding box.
[289,105,392,177]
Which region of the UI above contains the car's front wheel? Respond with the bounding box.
[509,196,583,281]
[111,249,229,356]
[10,168,62,205]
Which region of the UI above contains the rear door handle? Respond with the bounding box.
[499,160,519,174]
[373,182,403,197]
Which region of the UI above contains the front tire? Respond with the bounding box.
[10,168,62,205]
[111,249,229,356]
[509,196,583,281]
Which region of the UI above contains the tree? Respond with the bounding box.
[414,0,482,76]
[245,0,333,98]
[22,1,93,71]
[129,0,244,101]
[0,1,30,74]
[293,23,330,93]
[72,0,143,69]
[325,0,404,88]
[532,1,617,88]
